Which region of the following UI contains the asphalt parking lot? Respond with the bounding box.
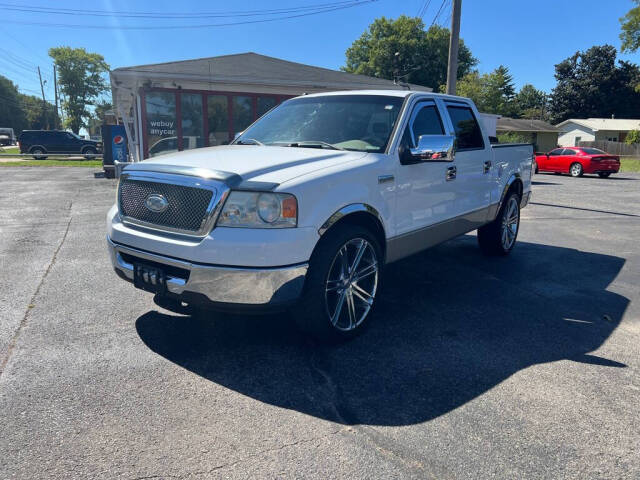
[1,167,639,479]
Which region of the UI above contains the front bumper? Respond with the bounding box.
[108,237,308,307]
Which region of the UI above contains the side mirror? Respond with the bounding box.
[402,134,456,164]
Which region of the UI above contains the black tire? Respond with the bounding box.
[31,147,47,160]
[292,223,383,342]
[83,147,97,160]
[598,172,612,178]
[478,191,521,256]
[569,162,583,177]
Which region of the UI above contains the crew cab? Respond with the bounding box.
[535,147,620,178]
[107,91,533,341]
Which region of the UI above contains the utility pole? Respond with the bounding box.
[37,66,48,129]
[53,65,60,128]
[446,0,462,95]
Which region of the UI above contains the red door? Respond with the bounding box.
[560,148,578,173]
[545,148,564,171]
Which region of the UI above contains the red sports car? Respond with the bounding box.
[535,147,620,178]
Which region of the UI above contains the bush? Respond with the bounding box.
[625,129,640,145]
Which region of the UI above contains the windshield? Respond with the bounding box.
[235,95,405,153]
[581,147,605,155]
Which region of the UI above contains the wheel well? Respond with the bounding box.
[507,177,523,199]
[82,145,96,152]
[320,211,387,261]
[29,145,46,152]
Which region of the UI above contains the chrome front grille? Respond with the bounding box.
[118,173,220,236]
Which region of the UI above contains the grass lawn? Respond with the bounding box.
[620,157,640,172]
[0,159,102,167]
[0,146,19,154]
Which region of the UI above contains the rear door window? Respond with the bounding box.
[446,105,485,150]
[562,148,577,155]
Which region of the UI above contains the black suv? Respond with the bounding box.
[18,130,102,159]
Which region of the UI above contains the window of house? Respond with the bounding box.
[232,96,254,136]
[181,93,203,151]
[145,91,177,157]
[207,95,229,146]
[257,96,278,118]
[446,105,484,150]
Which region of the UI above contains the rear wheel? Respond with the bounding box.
[292,223,382,342]
[569,162,583,177]
[478,192,520,256]
[31,147,47,160]
[598,172,612,178]
[83,147,97,159]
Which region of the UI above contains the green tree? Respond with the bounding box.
[454,65,520,116]
[548,45,640,123]
[343,16,477,90]
[515,84,548,119]
[620,0,640,53]
[48,46,110,134]
[18,93,58,130]
[0,75,27,133]
[86,100,112,136]
[626,129,640,144]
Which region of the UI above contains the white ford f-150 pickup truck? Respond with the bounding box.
[107,90,533,341]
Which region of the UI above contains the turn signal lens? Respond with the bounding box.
[282,196,297,219]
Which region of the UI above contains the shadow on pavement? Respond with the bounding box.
[136,238,628,426]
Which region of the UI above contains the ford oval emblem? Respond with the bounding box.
[145,193,169,213]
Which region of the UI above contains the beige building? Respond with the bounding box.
[496,117,560,153]
[110,52,430,161]
[556,118,640,147]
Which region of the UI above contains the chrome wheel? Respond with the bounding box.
[501,196,519,251]
[325,238,378,332]
[570,163,582,177]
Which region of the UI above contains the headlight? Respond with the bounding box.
[217,191,297,228]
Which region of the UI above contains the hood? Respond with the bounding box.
[140,145,367,184]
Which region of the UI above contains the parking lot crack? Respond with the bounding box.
[185,429,343,477]
[0,206,73,378]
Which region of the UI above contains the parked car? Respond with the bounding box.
[0,127,16,146]
[107,90,533,341]
[18,130,102,159]
[535,147,620,178]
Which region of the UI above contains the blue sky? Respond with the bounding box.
[0,0,637,103]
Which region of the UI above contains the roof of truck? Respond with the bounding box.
[299,90,473,102]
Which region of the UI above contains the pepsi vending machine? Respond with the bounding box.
[101,124,128,178]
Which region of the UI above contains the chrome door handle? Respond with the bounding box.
[484,160,492,173]
[446,166,457,181]
[378,174,395,184]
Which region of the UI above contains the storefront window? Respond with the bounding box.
[181,93,203,151]
[233,96,253,136]
[207,95,229,146]
[145,91,177,157]
[257,96,278,118]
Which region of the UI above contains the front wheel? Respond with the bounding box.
[598,172,612,178]
[83,147,97,160]
[569,162,583,177]
[478,192,520,256]
[292,224,382,342]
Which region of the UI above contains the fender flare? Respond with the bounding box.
[496,173,523,215]
[318,203,385,237]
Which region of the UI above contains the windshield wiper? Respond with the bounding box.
[287,141,344,151]
[235,138,264,146]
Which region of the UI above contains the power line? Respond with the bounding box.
[429,0,448,28]
[0,0,373,19]
[1,0,378,30]
[416,0,432,19]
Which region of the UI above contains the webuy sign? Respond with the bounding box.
[149,120,175,137]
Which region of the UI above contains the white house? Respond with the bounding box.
[556,118,640,147]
